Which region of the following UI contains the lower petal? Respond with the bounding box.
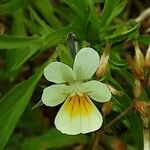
[54,94,103,135]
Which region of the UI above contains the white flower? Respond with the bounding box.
[41,47,111,135]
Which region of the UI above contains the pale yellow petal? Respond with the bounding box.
[54,95,103,135]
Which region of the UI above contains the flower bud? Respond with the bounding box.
[134,42,145,79]
[144,128,150,149]
[145,45,150,67]
[96,54,109,79]
[126,54,141,79]
[134,101,145,113]
[134,101,150,128]
[134,101,150,114]
[126,42,145,81]
[133,79,142,98]
[96,43,111,79]
[107,85,123,96]
[102,101,112,116]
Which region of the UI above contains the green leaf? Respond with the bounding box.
[44,27,71,48]
[1,27,70,71]
[109,48,127,67]
[28,6,53,33]
[102,20,140,42]
[61,0,89,21]
[21,128,88,150]
[6,46,38,71]
[128,112,143,150]
[108,71,144,150]
[106,0,127,25]
[0,0,22,15]
[11,8,26,35]
[98,0,127,27]
[31,0,62,28]
[0,35,43,49]
[58,44,73,67]
[137,35,150,45]
[6,8,38,71]
[0,71,41,149]
[0,50,59,149]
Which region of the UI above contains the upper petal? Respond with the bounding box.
[79,80,111,102]
[73,47,100,80]
[54,94,103,135]
[44,62,76,83]
[41,84,70,106]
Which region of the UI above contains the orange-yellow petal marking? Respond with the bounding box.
[55,93,103,134]
[64,94,93,118]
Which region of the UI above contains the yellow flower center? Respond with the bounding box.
[64,94,93,118]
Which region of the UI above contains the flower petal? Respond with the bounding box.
[73,47,100,80]
[54,95,103,135]
[79,80,111,102]
[41,84,70,106]
[44,62,76,83]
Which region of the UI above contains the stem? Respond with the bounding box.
[92,99,136,150]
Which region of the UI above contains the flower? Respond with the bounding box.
[41,47,111,135]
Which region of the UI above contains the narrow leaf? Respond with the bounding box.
[21,128,88,150]
[128,112,143,150]
[138,35,150,45]
[0,50,59,149]
[0,35,42,49]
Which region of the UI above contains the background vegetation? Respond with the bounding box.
[0,0,149,150]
